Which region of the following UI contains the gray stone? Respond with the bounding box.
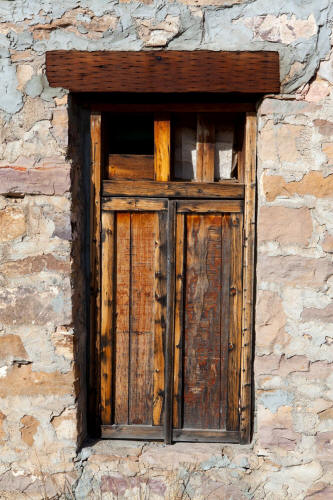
[25,75,44,98]
[259,390,294,413]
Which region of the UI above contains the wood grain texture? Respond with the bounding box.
[183,214,222,429]
[103,180,244,199]
[114,213,130,424]
[89,112,102,434]
[165,201,176,443]
[240,112,256,443]
[46,51,280,93]
[154,114,171,182]
[153,211,167,426]
[173,429,240,443]
[173,213,185,429]
[100,211,114,425]
[227,213,243,431]
[102,425,163,440]
[103,198,167,211]
[196,114,215,182]
[91,102,256,113]
[108,154,154,180]
[177,200,242,213]
[129,213,156,425]
[220,214,231,429]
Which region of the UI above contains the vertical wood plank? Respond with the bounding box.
[165,200,176,443]
[196,113,215,182]
[129,213,155,425]
[220,214,231,429]
[114,213,130,424]
[240,112,257,443]
[173,213,185,428]
[154,113,171,181]
[227,213,243,431]
[100,210,114,425]
[183,214,222,429]
[89,112,102,434]
[153,211,167,426]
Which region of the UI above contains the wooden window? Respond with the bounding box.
[89,106,256,444]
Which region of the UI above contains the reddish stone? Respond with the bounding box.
[20,415,39,446]
[0,166,70,196]
[258,206,312,246]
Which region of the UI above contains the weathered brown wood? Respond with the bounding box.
[183,214,222,429]
[129,213,156,425]
[173,213,185,429]
[103,180,244,199]
[108,154,154,180]
[177,200,243,213]
[90,102,256,113]
[100,211,114,425]
[196,114,215,182]
[89,112,102,434]
[114,212,130,424]
[227,213,243,431]
[103,198,167,212]
[165,201,176,444]
[153,211,167,426]
[154,114,171,182]
[102,425,164,440]
[173,429,240,443]
[220,214,231,429]
[46,51,280,93]
[240,112,257,443]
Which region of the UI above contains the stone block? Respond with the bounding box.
[0,334,28,364]
[258,206,312,246]
[20,415,39,446]
[302,303,333,323]
[256,291,288,353]
[257,255,333,288]
[52,407,77,441]
[0,365,74,398]
[0,206,26,242]
[263,171,333,202]
[322,233,333,252]
[0,166,70,196]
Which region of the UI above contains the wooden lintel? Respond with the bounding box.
[46,50,280,94]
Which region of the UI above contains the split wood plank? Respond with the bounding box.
[173,212,185,429]
[114,213,130,424]
[183,214,222,429]
[108,154,154,181]
[102,424,163,440]
[196,113,215,182]
[177,200,242,213]
[226,213,244,431]
[103,180,244,199]
[129,213,155,425]
[219,214,231,430]
[103,198,167,212]
[165,201,176,444]
[173,429,240,443]
[100,210,114,425]
[240,112,257,443]
[89,112,102,434]
[153,211,167,426]
[154,114,171,182]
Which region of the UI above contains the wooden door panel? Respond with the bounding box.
[173,201,243,436]
[101,201,167,435]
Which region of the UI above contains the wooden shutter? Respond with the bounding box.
[101,198,168,439]
[172,200,243,442]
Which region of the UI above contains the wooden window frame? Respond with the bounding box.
[89,107,256,444]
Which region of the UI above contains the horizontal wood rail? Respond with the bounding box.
[103,180,244,199]
[102,425,164,440]
[91,102,256,113]
[46,50,280,93]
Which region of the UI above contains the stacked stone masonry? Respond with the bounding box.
[0,0,332,498]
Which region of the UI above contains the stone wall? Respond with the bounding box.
[0,1,332,498]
